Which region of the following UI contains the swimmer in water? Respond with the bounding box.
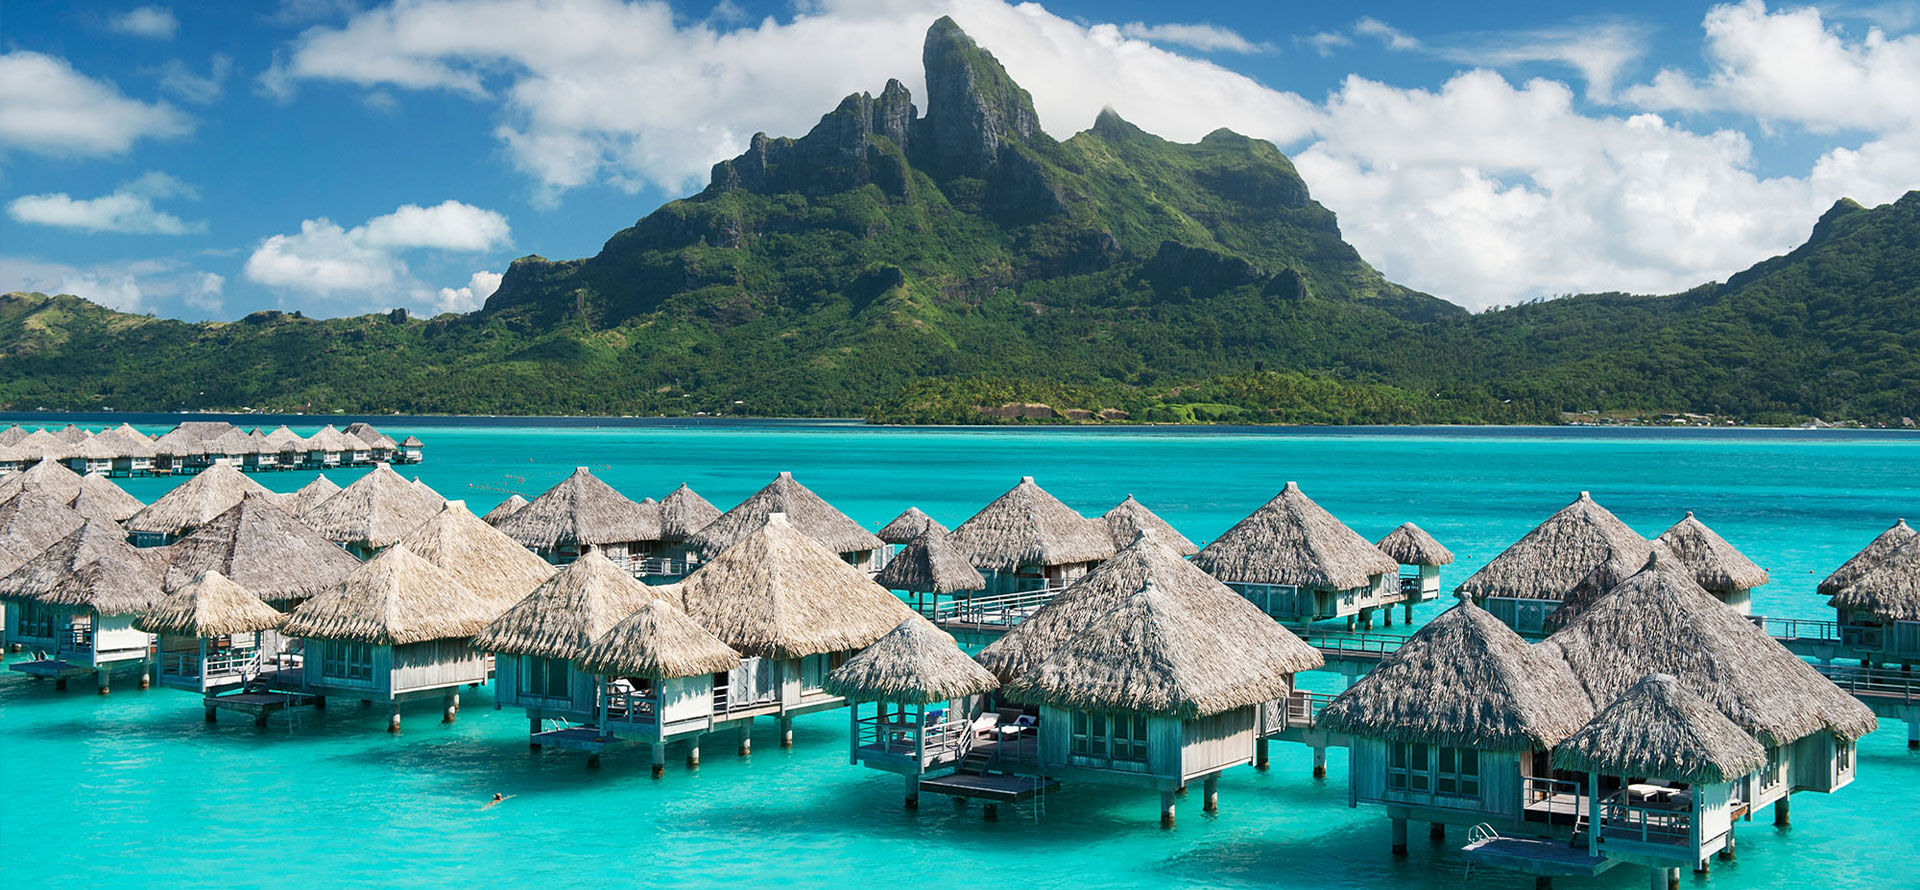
[483,793,512,809]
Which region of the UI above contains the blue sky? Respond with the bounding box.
[3,0,1916,319]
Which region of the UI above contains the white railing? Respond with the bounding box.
[929,586,1068,629]
[603,687,658,723]
[1598,793,1691,844]
[1522,776,1583,823]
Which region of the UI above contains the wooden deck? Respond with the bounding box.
[8,658,98,680]
[1461,836,1616,877]
[1522,791,1589,825]
[532,727,629,752]
[919,772,1059,803]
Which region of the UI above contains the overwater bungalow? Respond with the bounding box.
[202,429,256,468]
[947,477,1116,595]
[285,475,342,517]
[0,442,24,477]
[3,519,141,662]
[655,484,720,567]
[1825,536,1920,665]
[1456,491,1651,636]
[1318,595,1594,852]
[7,538,165,692]
[124,464,277,546]
[475,550,659,741]
[873,530,985,617]
[0,492,87,584]
[1101,496,1198,556]
[1819,520,1916,651]
[97,424,158,475]
[0,424,27,447]
[344,423,398,462]
[397,436,425,464]
[0,457,86,504]
[826,616,1000,807]
[70,474,145,524]
[1652,513,1768,615]
[302,425,356,468]
[240,430,280,471]
[161,491,361,608]
[138,570,287,694]
[691,472,885,571]
[63,436,119,476]
[298,463,442,558]
[676,512,917,745]
[575,591,743,773]
[980,533,1323,824]
[1375,522,1454,623]
[53,424,91,445]
[264,426,307,466]
[16,428,70,467]
[1190,482,1402,629]
[1553,673,1769,883]
[492,467,662,571]
[281,544,502,731]
[394,500,556,614]
[1546,555,1876,833]
[1545,541,1675,634]
[150,426,205,474]
[481,494,528,526]
[878,507,949,549]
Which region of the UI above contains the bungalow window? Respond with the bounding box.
[1837,738,1853,774]
[1386,742,1479,799]
[1759,746,1783,791]
[15,600,60,638]
[522,656,570,699]
[319,640,374,683]
[1069,711,1149,765]
[800,652,845,692]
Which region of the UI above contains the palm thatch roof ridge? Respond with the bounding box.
[1190,482,1397,590]
[1318,596,1592,750]
[873,530,985,594]
[1827,537,1920,621]
[0,491,89,577]
[1553,673,1769,786]
[0,519,143,602]
[1655,513,1769,591]
[689,472,882,556]
[1818,519,1915,597]
[877,507,949,545]
[71,473,145,523]
[492,467,661,549]
[825,616,999,704]
[1376,522,1455,567]
[283,544,500,645]
[480,494,529,526]
[137,570,285,637]
[575,595,741,679]
[1546,540,1677,633]
[396,500,556,610]
[125,463,278,536]
[298,463,443,548]
[473,549,660,659]
[1544,553,1878,744]
[160,492,361,604]
[40,549,166,615]
[0,458,86,504]
[1102,495,1198,556]
[1454,491,1650,602]
[658,483,722,544]
[947,476,1117,572]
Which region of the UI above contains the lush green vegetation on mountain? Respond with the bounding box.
[0,19,1914,426]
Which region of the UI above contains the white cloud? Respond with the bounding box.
[1432,22,1649,102]
[1304,31,1353,57]
[0,52,192,158]
[1118,22,1272,54]
[260,0,1321,197]
[185,271,226,312]
[1355,17,1420,51]
[243,201,512,314]
[7,171,206,235]
[437,270,502,312]
[158,55,233,104]
[110,5,180,40]
[1624,0,1920,133]
[0,256,223,315]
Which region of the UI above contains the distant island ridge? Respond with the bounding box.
[2,19,1915,428]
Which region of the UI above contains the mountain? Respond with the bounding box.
[0,19,1915,427]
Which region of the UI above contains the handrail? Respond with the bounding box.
[1597,792,1691,844]
[929,585,1070,628]
[1749,615,1842,643]
[1815,663,1920,703]
[1284,690,1339,729]
[1302,631,1411,658]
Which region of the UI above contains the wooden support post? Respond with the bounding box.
[530,715,543,749]
[586,753,601,769]
[1313,746,1328,779]
[739,717,754,756]
[1719,833,1736,861]
[1159,791,1176,829]
[1202,774,1219,814]
[97,669,111,695]
[1666,867,1680,890]
[442,691,459,724]
[313,695,326,710]
[651,744,666,779]
[7,642,18,653]
[1908,718,1918,750]
[779,715,794,748]
[205,704,218,723]
[1382,607,1393,627]
[1345,615,1357,632]
[904,773,920,810]
[1404,603,1413,624]
[1774,796,1790,828]
[54,677,67,691]
[1391,817,1408,856]
[1694,857,1709,875]
[1535,878,1552,890]
[388,706,402,733]
[1429,822,1445,842]
[1255,737,1270,771]
[983,803,999,821]
[254,710,268,728]
[687,733,703,768]
[138,664,151,690]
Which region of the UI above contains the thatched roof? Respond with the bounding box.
[1545,554,1878,744]
[0,425,26,446]
[1190,482,1397,590]
[303,425,359,453]
[264,426,307,452]
[400,435,423,447]
[690,472,883,557]
[1818,519,1915,597]
[0,519,143,602]
[396,501,556,610]
[125,464,278,536]
[878,507,949,545]
[1003,577,1303,719]
[1553,673,1768,785]
[0,491,88,576]
[409,476,446,504]
[947,477,1116,572]
[53,424,91,444]
[283,544,499,645]
[1318,597,1592,751]
[1102,496,1198,556]
[1546,540,1676,632]
[825,616,999,704]
[16,429,71,460]
[71,473,145,523]
[676,513,915,659]
[492,467,661,549]
[150,426,204,455]
[204,429,260,456]
[1654,513,1769,592]
[1827,537,1920,621]
[1376,522,1455,567]
[0,457,86,504]
[174,421,237,439]
[91,425,157,458]
[980,533,1322,685]
[575,596,741,680]
[480,494,528,526]
[1455,492,1650,602]
[39,549,166,615]
[873,531,984,594]
[658,484,721,544]
[161,492,361,603]
[137,570,285,637]
[285,475,342,517]
[298,463,442,548]
[343,422,399,449]
[472,549,655,659]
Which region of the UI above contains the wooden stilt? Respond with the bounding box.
[1535,878,1552,890]
[205,704,218,723]
[1430,822,1445,841]
[779,716,794,748]
[138,667,151,690]
[1255,737,1270,771]
[687,733,703,768]
[55,677,67,691]
[983,803,999,821]
[1391,817,1408,856]
[254,710,268,728]
[530,715,543,749]
[1774,796,1790,827]
[1202,774,1219,814]
[1313,746,1328,779]
[313,696,326,710]
[651,743,667,778]
[904,773,920,809]
[442,691,459,724]
[739,717,753,755]
[586,753,601,769]
[97,669,110,695]
[1159,791,1176,828]
[388,706,402,733]
[1719,833,1736,861]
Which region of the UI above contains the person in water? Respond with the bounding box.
[483,793,512,809]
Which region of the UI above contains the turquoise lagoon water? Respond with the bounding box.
[3,420,1918,889]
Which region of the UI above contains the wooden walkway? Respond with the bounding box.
[919,772,1058,803]
[1461,836,1615,877]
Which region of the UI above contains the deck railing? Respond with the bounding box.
[61,624,93,653]
[1749,615,1842,644]
[855,713,972,765]
[1815,663,1920,703]
[929,586,1068,629]
[603,688,658,723]
[1597,794,1691,845]
[632,557,695,578]
[1521,776,1583,823]
[1284,690,1338,729]
[1302,631,1409,661]
[160,646,261,679]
